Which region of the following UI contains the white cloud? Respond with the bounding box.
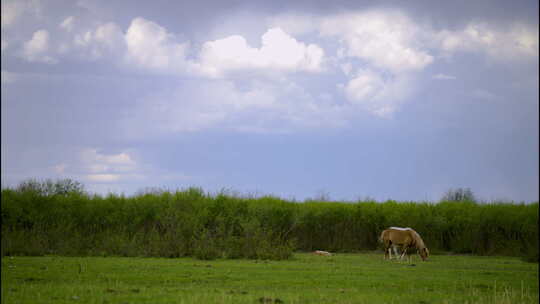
[124,17,190,72]
[436,22,539,61]
[123,80,279,134]
[121,76,354,136]
[433,73,456,80]
[316,11,434,117]
[46,148,189,191]
[22,29,57,63]
[73,22,125,59]
[198,27,324,77]
[59,16,75,32]
[342,69,417,118]
[344,70,385,102]
[3,9,535,125]
[81,149,136,168]
[51,149,141,184]
[320,11,433,72]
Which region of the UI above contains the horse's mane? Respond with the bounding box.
[389,226,411,231]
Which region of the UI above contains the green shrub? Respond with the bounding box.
[1,181,537,260]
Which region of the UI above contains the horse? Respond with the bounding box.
[379,227,429,262]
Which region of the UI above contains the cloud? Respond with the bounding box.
[198,27,324,77]
[59,16,75,32]
[72,22,125,59]
[313,10,435,117]
[22,29,57,63]
[433,73,456,80]
[80,149,136,171]
[342,69,416,118]
[320,11,434,72]
[44,147,191,192]
[124,17,190,72]
[122,80,276,135]
[344,69,385,102]
[436,22,539,61]
[3,8,537,124]
[50,149,141,184]
[120,76,351,136]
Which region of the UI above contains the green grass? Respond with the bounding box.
[2,253,538,304]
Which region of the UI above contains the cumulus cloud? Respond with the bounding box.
[198,27,324,77]
[436,22,539,61]
[320,11,434,72]
[342,69,416,118]
[3,7,537,124]
[344,70,385,102]
[125,17,190,72]
[72,22,125,59]
[22,29,57,63]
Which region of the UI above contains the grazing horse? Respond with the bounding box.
[379,227,429,262]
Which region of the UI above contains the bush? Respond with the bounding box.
[1,181,537,260]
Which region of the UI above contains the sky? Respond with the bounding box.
[1,0,538,202]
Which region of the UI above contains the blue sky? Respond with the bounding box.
[1,0,538,202]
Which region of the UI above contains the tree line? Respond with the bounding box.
[1,179,537,261]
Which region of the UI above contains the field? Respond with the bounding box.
[2,253,538,304]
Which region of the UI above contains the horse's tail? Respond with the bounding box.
[378,229,387,243]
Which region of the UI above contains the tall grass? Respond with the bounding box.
[1,185,537,260]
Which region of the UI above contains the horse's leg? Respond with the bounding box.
[392,245,399,259]
[384,241,392,260]
[399,245,408,261]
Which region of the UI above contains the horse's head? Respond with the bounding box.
[419,247,429,261]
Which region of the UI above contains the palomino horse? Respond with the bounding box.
[379,227,429,262]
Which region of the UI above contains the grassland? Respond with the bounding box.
[2,253,538,304]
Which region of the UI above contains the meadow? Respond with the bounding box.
[2,181,538,303]
[2,253,538,304]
